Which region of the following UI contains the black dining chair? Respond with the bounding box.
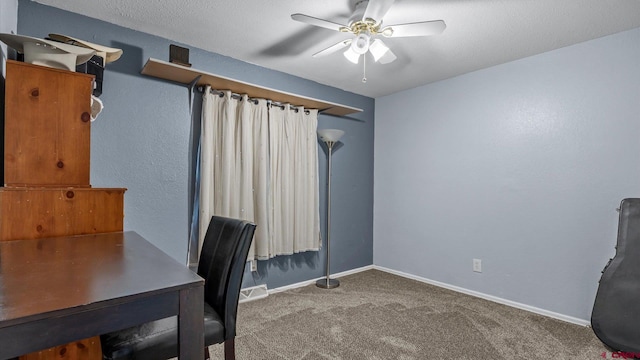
[100,216,256,360]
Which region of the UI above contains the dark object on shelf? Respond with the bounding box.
[592,198,640,354]
[76,55,104,97]
[169,44,191,67]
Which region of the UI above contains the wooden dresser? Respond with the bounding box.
[1,60,126,359]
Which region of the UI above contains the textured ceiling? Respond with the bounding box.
[32,0,640,98]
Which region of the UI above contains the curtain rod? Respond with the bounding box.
[196,85,310,114]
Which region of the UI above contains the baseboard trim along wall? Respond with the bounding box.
[263,264,589,327]
[373,266,590,327]
[268,265,374,294]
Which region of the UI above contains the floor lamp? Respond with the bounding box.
[316,128,345,289]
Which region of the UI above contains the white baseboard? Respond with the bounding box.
[373,265,590,327]
[261,264,588,327]
[269,265,374,294]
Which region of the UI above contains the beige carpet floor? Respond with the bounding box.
[208,269,608,359]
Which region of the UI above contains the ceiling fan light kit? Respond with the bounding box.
[291,0,446,80]
[368,39,389,62]
[351,32,371,55]
[343,46,360,64]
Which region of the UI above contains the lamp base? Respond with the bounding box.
[316,278,340,289]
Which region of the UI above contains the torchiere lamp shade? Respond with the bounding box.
[317,129,345,144]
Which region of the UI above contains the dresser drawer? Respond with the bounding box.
[0,187,125,241]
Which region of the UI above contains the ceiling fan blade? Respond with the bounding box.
[312,39,351,57]
[383,20,446,37]
[378,47,397,64]
[291,14,346,32]
[362,0,395,22]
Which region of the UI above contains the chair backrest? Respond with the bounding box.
[197,216,256,339]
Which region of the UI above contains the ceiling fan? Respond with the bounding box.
[291,0,446,67]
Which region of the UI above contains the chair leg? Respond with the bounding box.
[224,338,235,360]
[204,345,210,360]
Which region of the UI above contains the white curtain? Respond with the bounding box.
[199,86,320,260]
[268,104,321,256]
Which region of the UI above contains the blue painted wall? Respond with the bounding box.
[1,0,18,77]
[18,0,374,289]
[374,27,640,321]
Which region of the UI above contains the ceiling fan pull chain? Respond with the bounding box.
[362,54,367,83]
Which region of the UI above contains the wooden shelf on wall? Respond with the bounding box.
[141,58,362,117]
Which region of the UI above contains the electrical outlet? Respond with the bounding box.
[473,259,482,273]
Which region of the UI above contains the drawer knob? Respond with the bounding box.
[57,161,64,168]
[66,191,75,199]
[30,88,39,97]
[81,112,91,122]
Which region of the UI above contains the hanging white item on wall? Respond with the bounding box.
[90,95,103,122]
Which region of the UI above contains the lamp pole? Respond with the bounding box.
[316,129,344,289]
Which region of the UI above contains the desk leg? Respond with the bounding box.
[178,285,205,359]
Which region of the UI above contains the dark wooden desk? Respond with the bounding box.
[0,231,204,359]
